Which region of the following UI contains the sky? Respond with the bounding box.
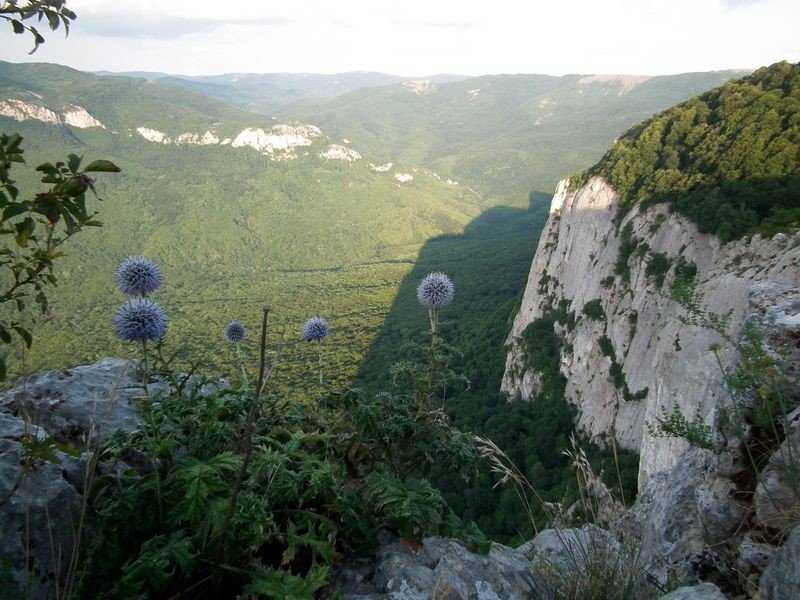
[1,0,798,77]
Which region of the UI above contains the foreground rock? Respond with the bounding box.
[330,536,542,599]
[760,526,800,600]
[0,359,142,599]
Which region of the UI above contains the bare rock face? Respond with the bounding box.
[0,358,142,446]
[0,358,141,599]
[0,359,225,598]
[618,446,748,587]
[502,176,800,487]
[330,536,542,599]
[0,99,106,129]
[760,526,800,600]
[754,406,800,531]
[659,583,728,600]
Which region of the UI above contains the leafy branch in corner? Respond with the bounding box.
[0,133,120,379]
[0,0,76,53]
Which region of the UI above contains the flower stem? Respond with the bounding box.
[140,339,149,396]
[318,339,324,389]
[217,306,271,564]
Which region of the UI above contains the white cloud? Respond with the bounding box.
[0,0,797,75]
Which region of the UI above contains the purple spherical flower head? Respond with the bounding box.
[113,298,168,342]
[416,272,454,309]
[224,320,246,343]
[303,316,329,342]
[114,255,163,297]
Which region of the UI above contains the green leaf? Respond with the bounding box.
[45,10,60,31]
[11,20,24,34]
[12,325,32,349]
[83,160,121,173]
[2,202,30,221]
[66,154,82,173]
[14,217,35,247]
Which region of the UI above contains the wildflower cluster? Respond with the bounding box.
[80,265,482,598]
[113,255,167,343]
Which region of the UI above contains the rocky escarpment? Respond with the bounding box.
[502,175,800,595]
[0,98,106,128]
[1,98,362,162]
[502,176,800,485]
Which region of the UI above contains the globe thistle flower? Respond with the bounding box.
[114,255,163,297]
[416,272,454,309]
[224,320,246,343]
[303,316,329,342]
[113,298,168,342]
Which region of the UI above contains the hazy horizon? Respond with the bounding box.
[0,0,797,78]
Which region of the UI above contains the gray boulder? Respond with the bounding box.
[0,359,150,599]
[658,582,727,600]
[330,536,542,599]
[0,358,143,445]
[754,407,800,531]
[760,526,800,600]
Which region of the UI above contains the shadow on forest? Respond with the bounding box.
[354,190,552,400]
[353,189,641,542]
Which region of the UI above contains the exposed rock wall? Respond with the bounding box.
[502,176,800,485]
[0,99,106,128]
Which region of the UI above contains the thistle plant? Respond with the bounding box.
[408,272,461,414]
[303,316,329,389]
[112,255,166,393]
[224,319,248,385]
[416,271,454,334]
[114,255,163,297]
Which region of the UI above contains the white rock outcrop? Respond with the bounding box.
[61,105,106,129]
[231,124,322,158]
[136,126,171,143]
[394,173,414,183]
[175,130,219,145]
[402,80,435,96]
[502,176,800,486]
[0,99,105,128]
[370,162,394,172]
[319,144,361,161]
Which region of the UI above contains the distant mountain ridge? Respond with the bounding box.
[94,69,472,115]
[276,70,748,199]
[0,60,749,407]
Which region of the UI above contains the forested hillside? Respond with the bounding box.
[279,71,744,198]
[0,60,748,541]
[590,61,800,241]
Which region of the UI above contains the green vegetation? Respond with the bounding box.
[598,335,648,403]
[31,280,486,598]
[0,134,118,379]
[644,251,671,288]
[280,71,742,199]
[614,222,640,283]
[0,57,734,545]
[582,299,606,322]
[591,61,800,241]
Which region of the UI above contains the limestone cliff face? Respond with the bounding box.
[502,176,800,486]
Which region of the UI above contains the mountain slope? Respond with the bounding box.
[589,61,800,241]
[502,60,800,490]
[0,63,483,395]
[150,71,470,115]
[279,71,746,199]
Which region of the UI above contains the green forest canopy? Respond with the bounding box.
[590,61,800,242]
